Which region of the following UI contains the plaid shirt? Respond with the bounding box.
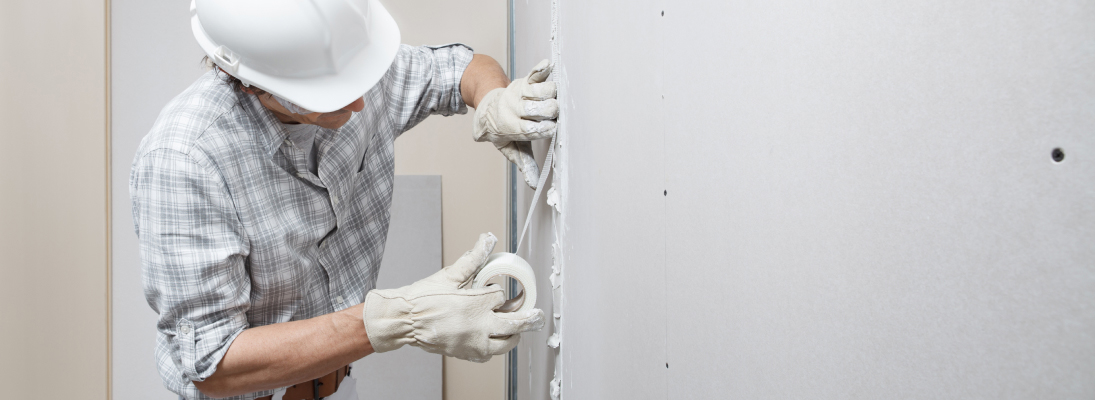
[130,44,473,400]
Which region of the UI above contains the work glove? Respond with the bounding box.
[362,233,545,363]
[473,59,559,189]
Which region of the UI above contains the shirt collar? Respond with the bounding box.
[240,92,291,157]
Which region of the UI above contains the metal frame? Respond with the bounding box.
[505,0,519,399]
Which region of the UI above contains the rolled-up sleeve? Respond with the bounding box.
[382,43,475,134]
[131,148,255,399]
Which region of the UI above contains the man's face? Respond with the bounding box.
[249,89,365,130]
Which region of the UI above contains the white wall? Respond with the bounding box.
[512,2,557,399]
[110,1,206,397]
[516,0,1095,398]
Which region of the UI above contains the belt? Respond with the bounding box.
[256,365,351,400]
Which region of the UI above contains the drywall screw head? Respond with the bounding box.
[1052,148,1065,162]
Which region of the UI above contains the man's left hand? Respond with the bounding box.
[473,59,559,189]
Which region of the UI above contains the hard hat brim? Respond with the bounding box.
[193,0,402,113]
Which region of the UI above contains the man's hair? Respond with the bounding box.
[201,56,266,95]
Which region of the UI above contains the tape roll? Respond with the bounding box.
[471,252,537,314]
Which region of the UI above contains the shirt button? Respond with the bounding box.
[180,325,191,334]
[331,195,339,205]
[297,173,306,178]
[335,296,345,304]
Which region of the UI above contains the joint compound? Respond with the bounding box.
[512,0,568,398]
[547,0,566,399]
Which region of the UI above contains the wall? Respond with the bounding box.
[511,2,557,399]
[0,1,109,399]
[110,1,206,397]
[515,0,1095,399]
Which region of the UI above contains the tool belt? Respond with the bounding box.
[256,365,351,400]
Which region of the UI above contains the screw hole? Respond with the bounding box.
[1052,148,1065,163]
[664,190,667,196]
[666,363,669,368]
[661,10,664,16]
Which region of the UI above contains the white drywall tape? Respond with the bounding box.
[471,252,539,314]
[516,133,558,253]
[488,131,555,316]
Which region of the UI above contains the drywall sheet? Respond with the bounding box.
[515,0,1095,399]
[354,175,443,399]
[111,1,208,397]
[514,0,669,399]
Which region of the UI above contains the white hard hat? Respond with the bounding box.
[191,0,401,113]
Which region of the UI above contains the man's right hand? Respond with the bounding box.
[362,233,545,363]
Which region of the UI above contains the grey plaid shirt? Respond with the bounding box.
[130,44,473,400]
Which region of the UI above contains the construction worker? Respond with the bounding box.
[129,0,556,399]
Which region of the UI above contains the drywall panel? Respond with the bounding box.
[354,175,443,399]
[0,1,108,399]
[111,1,207,398]
[511,138,557,400]
[516,0,1095,399]
[514,0,669,399]
[512,2,556,400]
[661,1,1095,398]
[551,1,671,398]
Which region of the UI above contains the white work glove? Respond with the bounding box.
[473,59,559,189]
[362,233,545,363]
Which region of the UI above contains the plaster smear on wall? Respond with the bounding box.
[545,0,567,398]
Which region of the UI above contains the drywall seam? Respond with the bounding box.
[547,0,567,398]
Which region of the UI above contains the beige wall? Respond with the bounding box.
[0,1,109,399]
[385,1,510,399]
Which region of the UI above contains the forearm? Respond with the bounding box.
[461,54,510,108]
[194,304,373,398]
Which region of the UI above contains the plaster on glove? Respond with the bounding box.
[362,233,546,362]
[473,59,559,189]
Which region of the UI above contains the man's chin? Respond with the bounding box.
[317,112,353,129]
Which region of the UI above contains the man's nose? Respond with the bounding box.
[342,97,365,113]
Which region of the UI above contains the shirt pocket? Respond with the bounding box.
[356,129,374,174]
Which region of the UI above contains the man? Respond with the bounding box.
[130,1,556,399]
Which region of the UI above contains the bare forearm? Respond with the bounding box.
[194,304,373,398]
[461,54,510,108]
